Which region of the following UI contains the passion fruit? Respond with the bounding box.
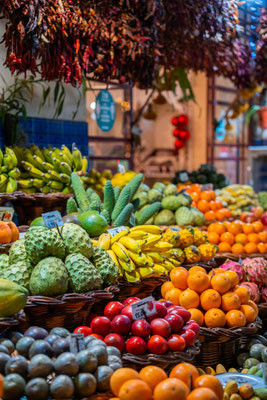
[44,334,60,347]
[5,355,28,378]
[50,327,70,338]
[52,338,70,355]
[74,372,97,397]
[28,354,54,378]
[49,374,74,399]
[16,336,35,358]
[88,345,108,366]
[25,377,49,400]
[0,353,11,374]
[54,352,79,376]
[106,346,121,358]
[3,373,26,400]
[76,350,98,373]
[24,326,48,340]
[7,331,23,345]
[0,339,14,354]
[29,340,53,359]
[94,365,113,392]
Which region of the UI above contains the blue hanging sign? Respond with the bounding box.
[95,90,116,132]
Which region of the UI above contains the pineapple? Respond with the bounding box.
[184,245,200,263]
[193,228,207,246]
[179,228,194,249]
[198,243,218,261]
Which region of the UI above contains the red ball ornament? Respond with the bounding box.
[172,128,180,137]
[177,114,189,127]
[174,139,185,150]
[171,116,180,126]
[178,129,190,141]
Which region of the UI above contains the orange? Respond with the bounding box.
[0,222,12,244]
[218,242,232,253]
[247,233,260,244]
[214,201,223,210]
[154,378,188,400]
[252,221,264,233]
[119,379,152,400]
[161,281,174,298]
[200,289,221,311]
[235,233,248,245]
[234,286,250,304]
[221,292,241,311]
[0,374,2,398]
[212,223,227,235]
[228,222,243,236]
[239,304,257,323]
[193,375,223,400]
[204,308,226,328]
[165,288,182,306]
[220,232,235,245]
[210,274,231,294]
[242,224,254,234]
[207,232,220,245]
[188,266,206,275]
[187,271,210,293]
[110,368,141,396]
[205,211,216,221]
[208,268,225,278]
[232,243,245,254]
[170,363,199,387]
[179,289,200,309]
[225,310,246,328]
[198,200,210,213]
[139,366,167,392]
[187,388,219,400]
[170,267,189,290]
[200,191,214,202]
[223,271,239,287]
[223,221,231,229]
[258,242,266,254]
[244,242,258,254]
[7,222,19,242]
[208,223,216,233]
[221,209,232,219]
[188,308,204,326]
[258,231,267,243]
[191,192,200,202]
[215,209,226,221]
[247,300,259,316]
[209,201,217,211]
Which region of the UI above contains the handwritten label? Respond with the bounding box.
[42,211,64,229]
[179,172,189,182]
[19,232,26,240]
[108,226,128,238]
[131,297,156,321]
[170,226,180,232]
[201,184,213,191]
[69,334,86,354]
[0,207,14,222]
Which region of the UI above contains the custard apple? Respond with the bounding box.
[164,184,177,196]
[0,254,9,274]
[2,261,33,290]
[175,206,195,226]
[25,227,66,265]
[154,209,176,226]
[91,246,119,285]
[30,257,68,296]
[9,239,27,264]
[65,253,102,293]
[59,223,93,259]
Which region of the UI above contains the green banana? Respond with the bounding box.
[0,148,3,166]
[30,144,45,161]
[72,147,83,171]
[0,174,8,186]
[42,162,54,172]
[40,185,51,194]
[6,177,17,193]
[43,172,52,182]
[1,165,8,173]
[8,168,21,179]
[60,162,72,175]
[48,180,64,190]
[18,179,34,188]
[59,173,71,183]
[42,148,54,164]
[58,152,72,166]
[32,178,45,188]
[48,170,62,182]
[61,145,73,166]
[3,154,14,170]
[52,157,62,172]
[62,186,73,194]
[22,187,36,194]
[21,161,45,179]
[33,155,47,171]
[5,148,18,167]
[12,146,24,165]
[82,157,88,172]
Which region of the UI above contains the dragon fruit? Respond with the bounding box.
[242,257,267,286]
[240,282,260,303]
[220,260,245,282]
[261,286,267,303]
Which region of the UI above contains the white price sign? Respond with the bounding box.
[42,211,64,229]
[0,207,14,222]
[108,226,128,238]
[170,226,180,232]
[131,297,156,321]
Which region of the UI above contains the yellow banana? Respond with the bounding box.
[48,170,62,182]
[61,145,73,166]
[163,260,175,271]
[62,186,73,194]
[3,154,14,170]
[6,177,17,193]
[112,242,130,263]
[8,168,20,179]
[33,155,46,172]
[169,258,181,267]
[42,162,54,172]
[43,172,52,182]
[145,252,165,263]
[118,236,141,254]
[60,162,72,175]
[5,148,17,167]
[49,180,64,190]
[128,251,148,266]
[91,239,99,246]
[107,249,120,267]
[128,230,149,239]
[98,233,111,250]
[145,255,154,267]
[52,157,62,172]
[82,157,88,172]
[110,229,129,245]
[153,264,169,276]
[21,161,45,179]
[72,147,83,171]
[136,266,154,278]
[32,178,45,188]
[42,148,54,164]
[118,258,135,273]
[124,270,140,283]
[0,174,8,188]
[12,146,24,165]
[18,179,34,188]
[130,225,163,235]
[57,152,72,166]
[150,242,173,252]
[0,148,3,166]
[59,173,71,184]
[30,144,45,161]
[141,234,162,249]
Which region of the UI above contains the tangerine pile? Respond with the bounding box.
[110,363,223,400]
[161,266,258,328]
[207,220,267,254]
[0,221,19,244]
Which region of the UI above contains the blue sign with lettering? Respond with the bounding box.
[95,90,116,132]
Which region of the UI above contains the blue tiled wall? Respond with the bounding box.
[0,117,89,154]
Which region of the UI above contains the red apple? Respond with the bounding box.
[261,212,267,226]
[184,321,200,336]
[91,316,111,336]
[164,313,184,333]
[159,300,173,308]
[180,329,196,346]
[123,297,140,306]
[151,302,167,319]
[104,333,125,353]
[147,335,168,355]
[126,336,147,355]
[176,309,191,323]
[167,334,186,352]
[111,315,132,335]
[150,318,171,338]
[104,301,124,320]
[131,319,151,338]
[167,306,183,314]
[89,333,104,340]
[121,305,133,320]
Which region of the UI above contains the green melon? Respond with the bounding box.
[30,217,45,227]
[78,211,108,237]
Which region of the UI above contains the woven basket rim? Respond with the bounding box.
[258,302,267,310]
[117,276,167,289]
[199,317,262,338]
[0,311,26,327]
[215,252,267,260]
[8,191,72,201]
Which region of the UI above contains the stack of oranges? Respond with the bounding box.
[110,363,223,400]
[207,220,267,254]
[161,266,258,328]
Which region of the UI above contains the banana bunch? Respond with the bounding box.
[0,147,21,193]
[80,169,113,198]
[9,144,88,194]
[95,225,183,283]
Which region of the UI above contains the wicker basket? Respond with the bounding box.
[0,312,25,335]
[195,318,262,368]
[20,287,117,332]
[122,341,201,372]
[114,276,168,302]
[258,302,267,324]
[215,252,267,266]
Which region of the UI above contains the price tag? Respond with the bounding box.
[129,213,136,227]
[69,334,85,354]
[170,226,180,232]
[179,172,189,182]
[201,184,213,191]
[19,232,26,239]
[131,296,156,321]
[0,207,14,222]
[108,226,128,238]
[42,211,64,229]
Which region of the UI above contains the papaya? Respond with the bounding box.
[78,211,108,237]
[0,279,28,317]
[239,384,254,400]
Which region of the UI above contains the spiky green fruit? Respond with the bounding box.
[0,254,9,274]
[30,257,68,296]
[60,223,93,259]
[65,253,102,293]
[91,246,119,285]
[2,261,33,290]
[9,239,27,264]
[25,227,66,265]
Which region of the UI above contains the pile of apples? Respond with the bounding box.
[83,297,199,356]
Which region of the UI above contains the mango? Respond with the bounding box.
[241,369,249,374]
[0,278,28,317]
[206,366,216,375]
[230,395,242,400]
[216,364,227,374]
[225,381,239,396]
[228,368,238,373]
[239,384,254,400]
[224,394,230,400]
[247,366,260,375]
